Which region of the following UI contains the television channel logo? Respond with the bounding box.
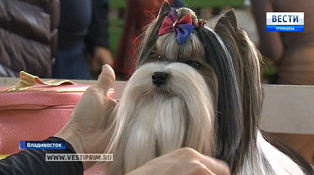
[266,12,304,32]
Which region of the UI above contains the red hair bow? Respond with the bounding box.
[158,9,195,44]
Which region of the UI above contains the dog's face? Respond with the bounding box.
[109,58,217,174]
[107,3,251,175]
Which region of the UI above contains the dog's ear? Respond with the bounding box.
[137,0,172,67]
[157,0,172,18]
[215,9,264,163]
[214,9,238,37]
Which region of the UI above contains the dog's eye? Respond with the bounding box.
[186,61,201,69]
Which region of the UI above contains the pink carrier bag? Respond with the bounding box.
[0,71,114,174]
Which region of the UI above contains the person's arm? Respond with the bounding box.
[251,0,285,62]
[91,0,110,49]
[1,65,116,175]
[0,137,83,175]
[90,0,113,68]
[127,148,231,175]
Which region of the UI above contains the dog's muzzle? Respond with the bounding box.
[152,72,169,86]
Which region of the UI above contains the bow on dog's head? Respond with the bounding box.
[105,2,304,175]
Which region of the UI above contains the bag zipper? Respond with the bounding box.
[0,105,76,110]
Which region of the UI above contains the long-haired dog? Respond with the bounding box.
[105,1,307,174]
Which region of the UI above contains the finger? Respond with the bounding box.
[95,64,116,92]
[92,58,100,71]
[199,155,231,175]
[197,163,217,175]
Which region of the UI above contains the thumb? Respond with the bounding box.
[95,64,115,93]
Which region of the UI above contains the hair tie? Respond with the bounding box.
[158,9,194,44]
[198,19,207,27]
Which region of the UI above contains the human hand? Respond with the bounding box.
[93,47,114,71]
[127,148,231,175]
[56,65,117,169]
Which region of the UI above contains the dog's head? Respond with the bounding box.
[107,2,263,174]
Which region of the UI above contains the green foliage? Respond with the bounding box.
[262,57,278,76]
[184,0,245,8]
[109,19,124,58]
[109,0,125,8]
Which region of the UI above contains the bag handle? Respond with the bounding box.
[4,71,77,92]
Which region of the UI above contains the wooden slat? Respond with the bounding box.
[261,85,314,135]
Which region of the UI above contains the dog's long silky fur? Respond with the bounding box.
[105,2,306,175]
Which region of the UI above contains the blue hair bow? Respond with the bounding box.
[158,9,195,44]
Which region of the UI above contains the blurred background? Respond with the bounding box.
[0,0,278,82]
[108,0,277,82]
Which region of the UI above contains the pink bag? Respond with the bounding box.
[0,71,114,173]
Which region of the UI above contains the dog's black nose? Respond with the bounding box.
[152,72,168,86]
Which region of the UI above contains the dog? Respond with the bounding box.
[105,1,306,174]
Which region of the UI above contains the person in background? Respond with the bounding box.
[251,0,314,163]
[113,0,185,80]
[0,0,59,78]
[53,0,113,80]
